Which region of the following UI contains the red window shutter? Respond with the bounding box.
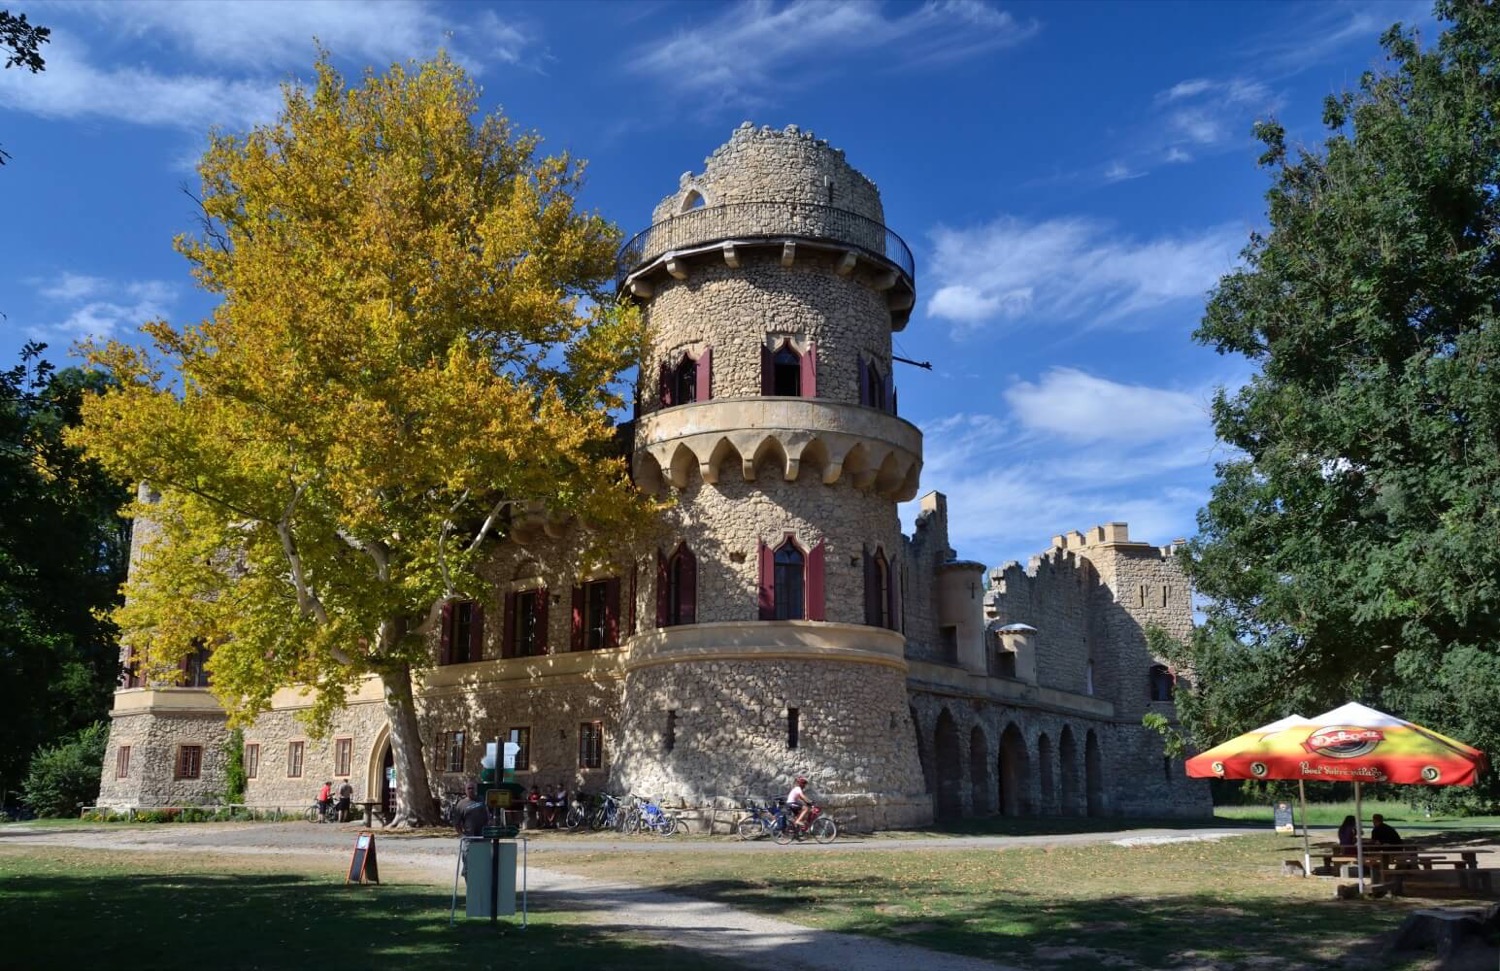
[807,539,826,621]
[696,347,712,402]
[863,547,879,626]
[469,602,485,661]
[659,362,673,407]
[801,342,817,398]
[604,578,620,647]
[680,546,697,625]
[656,549,669,628]
[758,540,775,620]
[627,564,637,637]
[858,356,870,406]
[439,601,454,664]
[535,587,549,654]
[571,585,585,651]
[501,592,516,659]
[761,344,773,396]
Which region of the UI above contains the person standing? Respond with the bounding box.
[335,780,354,823]
[317,780,332,822]
[454,781,488,838]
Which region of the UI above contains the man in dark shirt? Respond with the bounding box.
[1370,813,1402,844]
[454,781,488,838]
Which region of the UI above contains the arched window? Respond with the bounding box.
[1085,659,1095,696]
[757,535,825,621]
[656,543,697,627]
[761,340,816,398]
[858,356,895,412]
[773,541,804,620]
[680,189,706,212]
[1148,664,1175,702]
[864,546,896,629]
[658,348,712,408]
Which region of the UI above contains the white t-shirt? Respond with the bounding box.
[787,784,807,806]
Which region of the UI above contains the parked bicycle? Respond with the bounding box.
[773,803,837,844]
[736,799,783,840]
[633,794,684,837]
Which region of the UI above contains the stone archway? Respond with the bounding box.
[969,726,991,816]
[1059,726,1080,816]
[367,722,395,819]
[997,722,1030,816]
[1037,732,1055,815]
[934,708,962,821]
[1085,729,1104,818]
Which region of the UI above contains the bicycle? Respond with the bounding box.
[634,795,684,837]
[774,803,837,845]
[736,799,781,840]
[589,792,624,831]
[564,790,593,831]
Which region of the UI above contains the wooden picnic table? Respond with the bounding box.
[354,800,388,827]
[1319,847,1479,873]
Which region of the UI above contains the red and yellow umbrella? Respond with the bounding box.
[1186,702,1487,893]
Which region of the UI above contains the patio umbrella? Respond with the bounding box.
[1185,714,1317,872]
[1186,702,1487,894]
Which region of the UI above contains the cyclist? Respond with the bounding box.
[317,780,332,822]
[786,775,812,830]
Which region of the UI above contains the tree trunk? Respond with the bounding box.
[380,661,439,827]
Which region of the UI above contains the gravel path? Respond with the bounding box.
[0,822,1254,971]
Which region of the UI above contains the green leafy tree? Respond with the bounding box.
[1,9,50,166]
[70,53,655,826]
[0,344,130,805]
[221,728,246,804]
[1177,1,1500,804]
[21,721,108,817]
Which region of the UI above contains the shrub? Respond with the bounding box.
[21,722,108,818]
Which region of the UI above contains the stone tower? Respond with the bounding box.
[613,123,931,827]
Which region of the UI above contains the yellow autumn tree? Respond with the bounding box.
[69,52,655,825]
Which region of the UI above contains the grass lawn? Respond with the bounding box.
[545,831,1499,970]
[0,845,737,971]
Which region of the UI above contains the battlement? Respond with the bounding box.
[1049,523,1182,559]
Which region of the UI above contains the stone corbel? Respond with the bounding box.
[665,258,689,281]
[836,250,858,276]
[629,278,654,299]
[781,242,796,267]
[722,243,740,268]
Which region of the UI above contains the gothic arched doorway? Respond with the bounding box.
[1037,732,1055,815]
[969,726,991,815]
[1059,726,1080,816]
[1085,729,1104,817]
[998,722,1030,816]
[934,708,962,821]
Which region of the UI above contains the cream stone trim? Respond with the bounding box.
[267,675,384,712]
[634,397,922,500]
[625,621,909,673]
[110,687,224,716]
[419,648,628,694]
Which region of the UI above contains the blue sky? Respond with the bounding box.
[0,0,1434,571]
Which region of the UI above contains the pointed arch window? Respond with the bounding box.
[659,348,712,408]
[655,543,697,627]
[757,534,825,621]
[761,340,816,398]
[863,546,898,630]
[858,356,896,413]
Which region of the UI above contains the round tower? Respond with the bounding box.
[615,123,930,827]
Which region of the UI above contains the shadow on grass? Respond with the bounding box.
[525,870,1417,971]
[0,868,737,971]
[922,814,1256,838]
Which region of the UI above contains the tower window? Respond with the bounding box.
[571,578,620,651]
[864,546,897,630]
[787,707,800,750]
[758,535,825,621]
[665,710,677,754]
[659,348,712,408]
[578,721,604,769]
[674,357,697,405]
[1149,664,1175,702]
[180,642,212,687]
[440,600,484,664]
[503,586,548,658]
[657,543,697,627]
[761,340,816,398]
[859,357,893,411]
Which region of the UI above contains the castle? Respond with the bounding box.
[96,124,1210,825]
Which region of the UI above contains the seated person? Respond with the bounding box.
[1369,813,1402,845]
[1337,814,1359,851]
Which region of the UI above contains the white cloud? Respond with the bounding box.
[24,274,179,348]
[925,215,1242,335]
[631,0,1038,102]
[901,369,1224,567]
[1155,77,1274,150]
[1104,160,1143,182]
[1164,147,1192,164]
[0,2,536,132]
[1004,368,1204,445]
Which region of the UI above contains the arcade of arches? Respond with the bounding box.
[911,702,1107,820]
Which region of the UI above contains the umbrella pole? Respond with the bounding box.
[1354,781,1365,895]
[1299,779,1311,877]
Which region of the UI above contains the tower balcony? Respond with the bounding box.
[633,397,922,501]
[616,202,917,330]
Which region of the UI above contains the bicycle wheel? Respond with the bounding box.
[736,815,766,840]
[588,805,608,831]
[304,806,319,823]
[773,820,794,845]
[810,817,837,844]
[565,804,586,831]
[659,815,684,837]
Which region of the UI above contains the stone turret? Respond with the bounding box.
[613,125,930,826]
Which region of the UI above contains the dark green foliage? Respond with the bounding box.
[0,9,49,165]
[0,344,131,796]
[221,728,246,803]
[1181,1,1500,805]
[20,721,107,817]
